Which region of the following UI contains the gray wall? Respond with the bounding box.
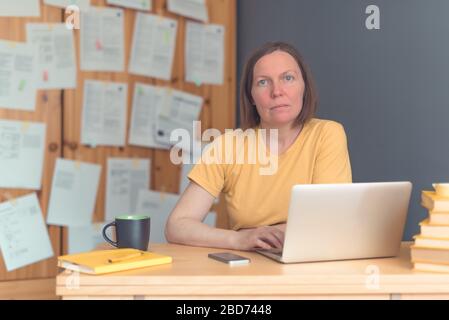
[237,0,449,240]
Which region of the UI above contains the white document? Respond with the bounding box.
[26,23,77,89]
[81,80,127,147]
[44,0,91,10]
[180,162,194,194]
[80,7,125,71]
[129,13,177,80]
[0,40,38,111]
[155,88,203,150]
[129,83,169,150]
[68,222,106,254]
[47,159,101,227]
[0,120,46,190]
[107,0,151,11]
[135,190,216,243]
[0,0,40,17]
[179,147,204,194]
[0,193,53,272]
[105,158,150,221]
[167,0,208,22]
[186,21,225,85]
[135,189,178,243]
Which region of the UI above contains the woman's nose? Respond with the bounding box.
[271,81,284,97]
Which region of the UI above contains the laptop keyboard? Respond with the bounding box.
[259,248,283,256]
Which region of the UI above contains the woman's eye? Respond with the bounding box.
[258,79,267,86]
[284,75,294,81]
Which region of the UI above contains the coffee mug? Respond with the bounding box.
[102,215,151,251]
[433,183,449,197]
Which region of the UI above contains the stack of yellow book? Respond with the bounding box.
[411,190,449,273]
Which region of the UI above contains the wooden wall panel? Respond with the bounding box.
[0,0,236,279]
[208,0,236,228]
[62,0,236,246]
[0,3,63,281]
[61,0,154,253]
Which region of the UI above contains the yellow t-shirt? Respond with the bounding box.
[188,118,352,230]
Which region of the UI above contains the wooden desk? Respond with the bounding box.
[56,242,449,300]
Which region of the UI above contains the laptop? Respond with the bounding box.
[257,182,412,263]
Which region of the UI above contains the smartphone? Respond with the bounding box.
[208,252,251,266]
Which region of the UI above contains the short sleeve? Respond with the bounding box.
[312,121,352,183]
[187,135,227,198]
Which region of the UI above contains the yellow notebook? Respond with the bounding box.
[58,249,172,275]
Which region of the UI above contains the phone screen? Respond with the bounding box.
[208,252,250,265]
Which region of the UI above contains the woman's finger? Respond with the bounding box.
[260,232,282,249]
[262,228,284,247]
[269,228,285,245]
[255,238,272,250]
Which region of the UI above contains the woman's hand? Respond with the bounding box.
[232,226,285,251]
[271,223,286,233]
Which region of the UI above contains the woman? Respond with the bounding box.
[165,42,352,251]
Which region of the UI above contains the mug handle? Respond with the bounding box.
[102,221,118,247]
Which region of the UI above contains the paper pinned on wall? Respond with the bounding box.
[105,158,151,222]
[135,189,179,243]
[80,6,125,71]
[44,0,91,10]
[0,0,40,17]
[155,88,203,151]
[128,83,170,150]
[0,193,54,272]
[167,0,208,22]
[26,23,77,89]
[203,211,217,229]
[129,12,177,81]
[185,21,225,85]
[81,80,128,147]
[0,120,46,190]
[0,40,38,111]
[47,158,102,227]
[106,0,151,11]
[68,222,107,254]
[180,162,195,195]
[179,145,205,194]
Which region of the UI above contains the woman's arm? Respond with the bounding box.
[165,181,284,250]
[165,181,236,248]
[271,223,286,232]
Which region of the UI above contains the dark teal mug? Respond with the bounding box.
[102,215,150,251]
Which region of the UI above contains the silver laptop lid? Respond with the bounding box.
[281,182,412,263]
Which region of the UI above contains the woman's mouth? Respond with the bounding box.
[271,104,289,110]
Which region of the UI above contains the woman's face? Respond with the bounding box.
[251,50,305,128]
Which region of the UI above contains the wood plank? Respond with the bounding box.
[0,278,58,300]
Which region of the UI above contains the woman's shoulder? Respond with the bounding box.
[305,118,346,135]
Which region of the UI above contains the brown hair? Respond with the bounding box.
[239,41,318,129]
